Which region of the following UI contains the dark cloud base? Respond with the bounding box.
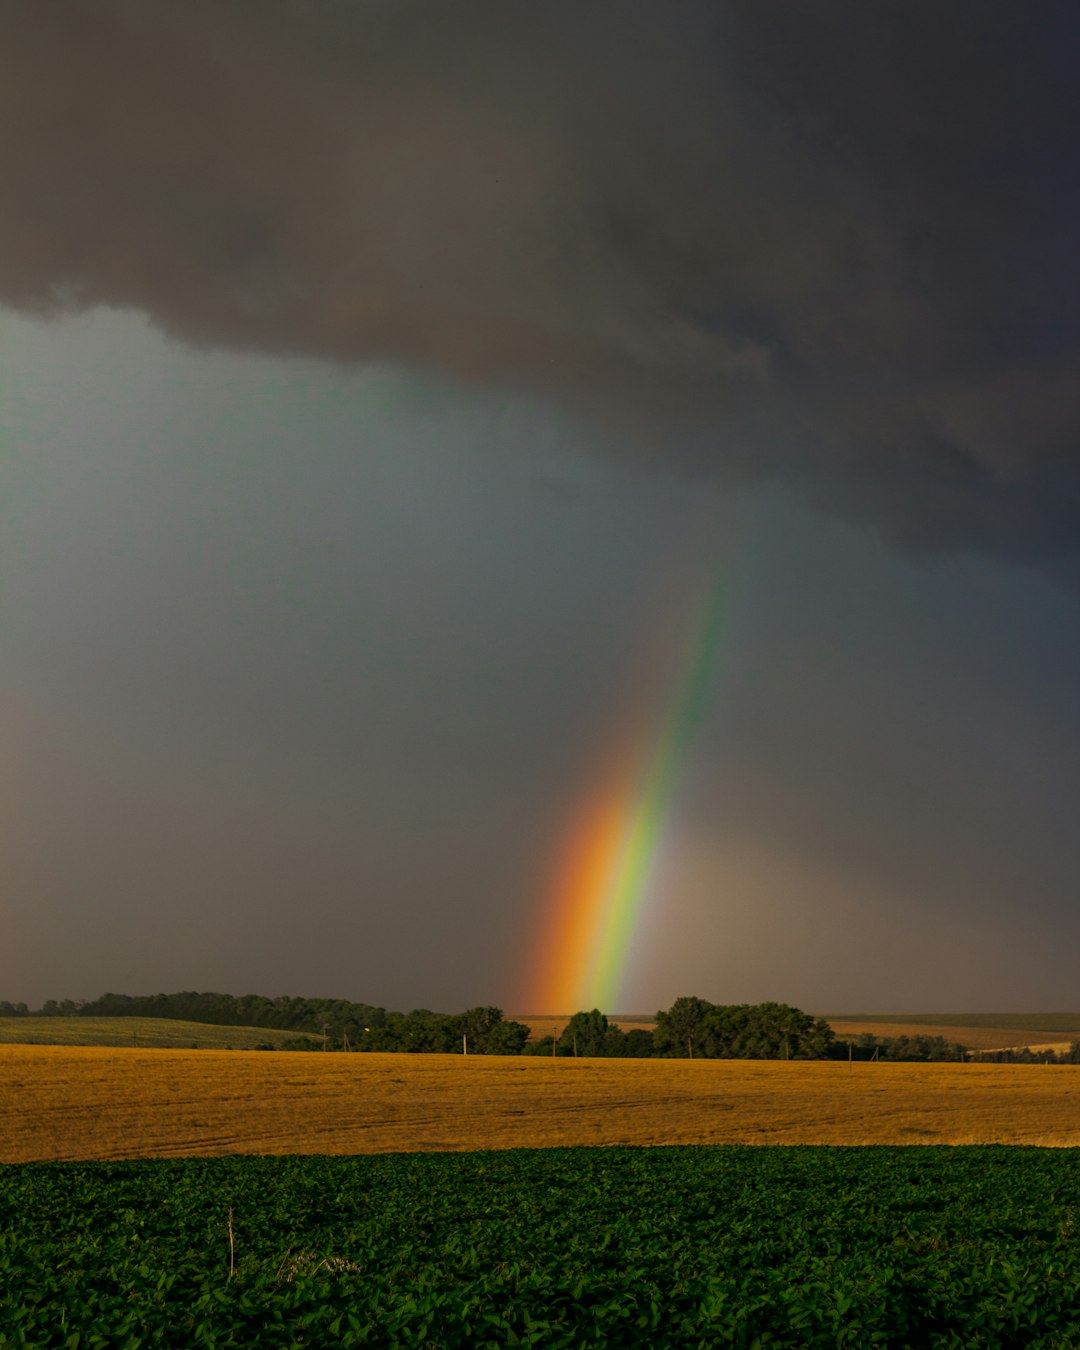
[3,0,1079,564]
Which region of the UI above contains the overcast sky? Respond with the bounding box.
[3,0,1079,1014]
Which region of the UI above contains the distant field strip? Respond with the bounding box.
[0,1017,317,1050]
[824,1020,1080,1049]
[5,1047,1080,1162]
[828,1012,1080,1040]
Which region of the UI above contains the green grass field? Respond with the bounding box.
[0,1017,318,1051]
[4,1146,1080,1347]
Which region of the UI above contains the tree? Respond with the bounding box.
[799,1016,836,1060]
[483,1018,530,1056]
[521,1034,557,1057]
[654,998,835,1060]
[441,1007,530,1055]
[557,1009,611,1057]
[623,1028,655,1057]
[699,1002,830,1059]
[456,1006,505,1049]
[654,996,713,1058]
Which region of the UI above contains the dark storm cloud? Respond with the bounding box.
[3,0,1079,560]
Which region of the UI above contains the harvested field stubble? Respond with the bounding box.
[4,1046,1080,1161]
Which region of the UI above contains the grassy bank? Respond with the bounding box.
[0,1016,316,1051]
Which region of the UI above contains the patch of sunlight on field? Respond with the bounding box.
[0,1017,317,1050]
[4,1047,1080,1162]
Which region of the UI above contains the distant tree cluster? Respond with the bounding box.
[521,1009,656,1058]
[75,991,390,1035]
[653,997,836,1060]
[829,1034,1080,1064]
[342,1006,530,1056]
[972,1045,1080,1065]
[523,1000,835,1060]
[838,1033,967,1062]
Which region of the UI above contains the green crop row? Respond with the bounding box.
[3,1146,1080,1348]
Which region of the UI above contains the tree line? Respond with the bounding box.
[0,993,531,1056]
[0,991,837,1059]
[6,992,1080,1062]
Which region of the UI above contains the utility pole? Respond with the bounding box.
[322,1022,329,1051]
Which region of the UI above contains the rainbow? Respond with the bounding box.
[526,572,727,1014]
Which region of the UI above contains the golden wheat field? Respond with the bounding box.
[4,1045,1080,1163]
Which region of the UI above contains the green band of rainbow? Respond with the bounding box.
[586,578,726,1009]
